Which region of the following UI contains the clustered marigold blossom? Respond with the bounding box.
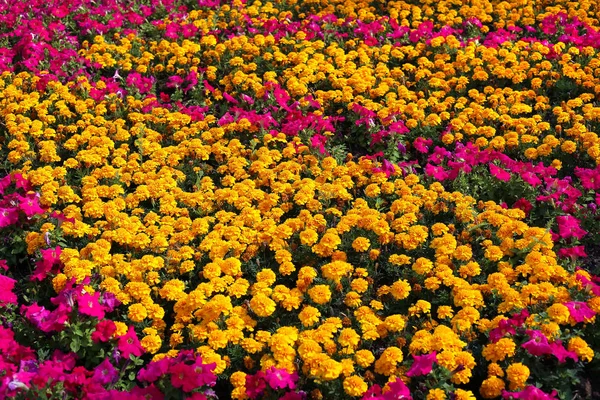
[2,0,600,398]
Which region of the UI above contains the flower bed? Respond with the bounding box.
[1,0,600,399]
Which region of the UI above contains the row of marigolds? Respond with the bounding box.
[0,72,597,399]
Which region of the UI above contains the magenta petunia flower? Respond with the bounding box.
[169,363,198,392]
[92,358,118,386]
[502,385,559,399]
[521,330,552,357]
[245,371,267,399]
[490,163,511,182]
[138,357,171,383]
[0,274,17,306]
[265,367,298,390]
[91,320,117,343]
[556,215,587,240]
[384,378,412,400]
[564,301,596,323]
[17,193,45,217]
[405,351,437,377]
[117,326,144,359]
[0,207,19,228]
[77,292,105,320]
[549,340,578,363]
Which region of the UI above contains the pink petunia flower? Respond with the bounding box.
[521,330,552,357]
[91,320,117,343]
[405,351,437,377]
[490,163,511,182]
[117,326,144,359]
[502,385,559,399]
[556,216,587,240]
[265,367,298,390]
[564,301,595,323]
[78,292,105,320]
[0,274,17,306]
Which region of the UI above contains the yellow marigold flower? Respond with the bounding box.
[482,338,516,362]
[300,229,319,246]
[230,371,247,387]
[412,257,434,275]
[427,388,447,400]
[365,184,381,198]
[114,321,128,337]
[384,315,406,332]
[488,362,504,377]
[480,376,506,398]
[389,254,411,266]
[568,337,594,362]
[454,389,476,400]
[390,279,411,300]
[322,260,354,282]
[128,303,147,323]
[355,349,375,368]
[352,237,371,252]
[343,375,368,397]
[249,293,276,317]
[256,269,277,286]
[546,303,570,324]
[344,291,362,308]
[298,306,321,327]
[374,347,403,376]
[140,334,162,354]
[308,285,332,305]
[437,306,454,319]
[484,246,504,261]
[351,278,369,293]
[369,249,381,260]
[159,279,186,301]
[506,363,529,390]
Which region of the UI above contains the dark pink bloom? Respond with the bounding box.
[384,378,412,399]
[118,326,144,359]
[512,198,533,216]
[549,340,578,363]
[557,246,587,259]
[489,319,516,342]
[223,92,239,104]
[265,367,297,390]
[310,134,328,154]
[17,193,45,217]
[138,357,171,383]
[192,357,217,387]
[556,215,587,240]
[78,292,105,320]
[0,275,17,306]
[502,386,559,399]
[169,363,197,392]
[0,260,8,271]
[564,301,596,323]
[93,358,118,385]
[521,330,552,357]
[245,371,267,399]
[91,320,117,343]
[405,351,437,377]
[490,163,511,182]
[0,207,19,228]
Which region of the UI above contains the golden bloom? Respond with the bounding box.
[249,293,276,317]
[343,375,368,397]
[355,349,375,368]
[506,363,529,390]
[482,338,516,362]
[374,347,403,376]
[390,279,411,300]
[308,285,332,305]
[298,306,321,327]
[352,237,371,252]
[140,334,162,354]
[567,337,594,362]
[480,376,506,398]
[128,303,147,323]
